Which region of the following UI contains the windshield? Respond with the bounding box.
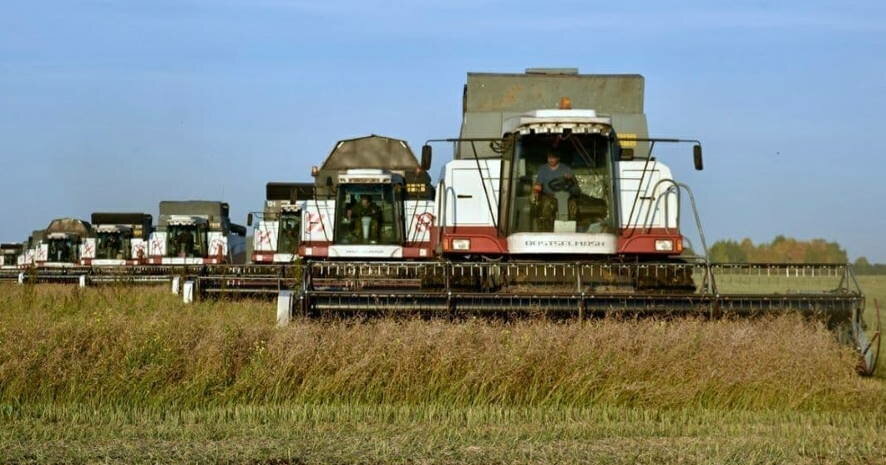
[1,251,16,265]
[47,238,80,263]
[334,183,403,245]
[167,224,207,258]
[278,212,301,253]
[96,231,131,259]
[510,133,614,234]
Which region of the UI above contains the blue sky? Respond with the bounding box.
[1,0,885,260]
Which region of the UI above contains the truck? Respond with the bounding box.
[80,213,154,266]
[299,135,435,259]
[147,201,247,265]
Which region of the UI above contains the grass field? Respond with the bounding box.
[1,280,884,464]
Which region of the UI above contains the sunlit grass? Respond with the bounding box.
[1,282,884,464]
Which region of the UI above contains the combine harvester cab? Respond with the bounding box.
[300,135,435,260]
[0,243,24,281]
[0,243,23,269]
[148,201,247,265]
[34,218,93,268]
[81,213,153,266]
[249,183,315,264]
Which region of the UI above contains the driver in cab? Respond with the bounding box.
[531,152,579,231]
[534,152,574,195]
[346,195,382,244]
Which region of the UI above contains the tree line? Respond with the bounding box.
[706,236,885,274]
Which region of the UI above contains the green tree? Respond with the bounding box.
[709,240,747,263]
[709,237,848,264]
[854,257,871,274]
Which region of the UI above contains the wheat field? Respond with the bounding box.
[1,282,884,464]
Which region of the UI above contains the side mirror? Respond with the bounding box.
[246,213,253,227]
[693,145,704,171]
[421,145,432,171]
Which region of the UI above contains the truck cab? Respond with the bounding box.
[81,213,153,265]
[300,135,435,259]
[148,201,247,265]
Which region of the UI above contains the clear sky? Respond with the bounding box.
[1,0,884,260]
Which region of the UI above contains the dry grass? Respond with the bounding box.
[0,284,880,411]
[2,283,885,464]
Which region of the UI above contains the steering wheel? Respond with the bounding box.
[546,176,575,193]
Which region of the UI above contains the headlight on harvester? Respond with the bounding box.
[655,239,674,252]
[452,239,471,251]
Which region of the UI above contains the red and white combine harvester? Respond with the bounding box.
[148,201,247,265]
[305,70,702,293]
[0,68,875,374]
[432,71,695,262]
[296,69,876,376]
[16,231,42,268]
[80,213,153,266]
[249,183,315,264]
[296,135,436,260]
[31,218,93,268]
[0,243,22,270]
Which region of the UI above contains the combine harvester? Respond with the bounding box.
[34,218,93,268]
[299,135,436,260]
[81,213,153,266]
[1,68,876,374]
[295,69,878,374]
[5,218,97,283]
[148,201,247,265]
[19,231,41,267]
[208,136,437,294]
[250,183,315,264]
[0,238,31,281]
[0,243,22,269]
[246,134,438,263]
